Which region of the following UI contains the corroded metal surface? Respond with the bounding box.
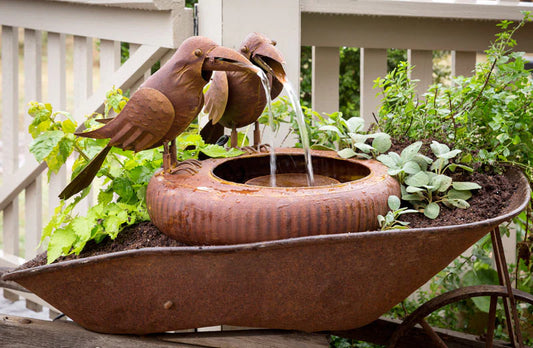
[3,169,529,335]
[147,148,400,245]
[59,36,257,199]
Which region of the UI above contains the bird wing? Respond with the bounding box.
[203,71,229,125]
[76,87,175,152]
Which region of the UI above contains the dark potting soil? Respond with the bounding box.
[19,169,516,270]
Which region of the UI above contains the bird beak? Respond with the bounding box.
[203,46,259,74]
[250,41,286,83]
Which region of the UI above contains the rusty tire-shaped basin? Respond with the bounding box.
[2,168,529,335]
[146,148,400,244]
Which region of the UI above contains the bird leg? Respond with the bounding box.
[230,125,238,148]
[253,121,261,147]
[163,142,172,172]
[170,139,177,167]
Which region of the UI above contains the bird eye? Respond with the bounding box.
[194,49,203,57]
[241,45,249,54]
[271,40,277,46]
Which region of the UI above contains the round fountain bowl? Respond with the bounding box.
[146,148,400,245]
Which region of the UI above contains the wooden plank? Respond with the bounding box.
[0,314,191,348]
[23,28,43,261]
[408,49,433,96]
[312,46,340,115]
[360,48,386,128]
[301,0,533,21]
[0,0,193,48]
[47,32,67,216]
[301,13,533,52]
[157,329,329,347]
[1,25,20,259]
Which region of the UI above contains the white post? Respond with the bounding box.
[99,39,121,88]
[360,48,387,128]
[200,0,301,146]
[408,49,433,96]
[47,32,67,216]
[73,35,94,213]
[23,29,43,260]
[312,46,339,115]
[452,50,476,78]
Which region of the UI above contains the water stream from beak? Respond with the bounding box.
[283,81,315,186]
[256,70,277,187]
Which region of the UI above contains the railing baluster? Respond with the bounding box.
[451,50,476,78]
[311,46,340,115]
[47,32,67,216]
[23,29,43,261]
[99,39,121,88]
[408,49,433,96]
[360,48,387,128]
[73,35,94,213]
[2,25,20,302]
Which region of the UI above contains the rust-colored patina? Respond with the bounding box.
[146,148,400,245]
[2,168,529,335]
[201,32,286,145]
[59,37,258,200]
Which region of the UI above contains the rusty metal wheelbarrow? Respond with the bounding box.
[2,169,530,338]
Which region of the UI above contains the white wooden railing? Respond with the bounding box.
[1,0,533,317]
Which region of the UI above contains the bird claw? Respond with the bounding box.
[241,144,271,154]
[168,159,202,175]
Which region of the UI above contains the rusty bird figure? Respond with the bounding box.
[201,33,287,148]
[59,36,257,200]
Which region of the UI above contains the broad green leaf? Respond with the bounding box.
[452,181,482,190]
[437,149,462,160]
[318,125,342,135]
[432,174,452,192]
[448,163,474,173]
[448,189,472,200]
[400,141,423,161]
[402,161,421,175]
[29,130,64,162]
[200,145,244,158]
[405,171,430,187]
[61,119,77,134]
[112,177,135,202]
[445,198,470,209]
[424,202,440,219]
[388,195,401,211]
[97,190,114,205]
[377,154,398,168]
[47,227,77,264]
[345,117,365,133]
[338,148,357,159]
[103,215,123,238]
[372,133,392,153]
[128,166,154,185]
[353,142,375,153]
[430,158,447,172]
[406,186,425,193]
[430,141,450,156]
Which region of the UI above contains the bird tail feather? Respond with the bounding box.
[58,146,112,200]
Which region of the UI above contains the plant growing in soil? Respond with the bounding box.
[28,88,243,263]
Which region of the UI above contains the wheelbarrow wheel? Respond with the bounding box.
[387,285,533,347]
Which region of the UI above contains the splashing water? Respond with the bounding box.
[283,81,315,186]
[256,70,277,187]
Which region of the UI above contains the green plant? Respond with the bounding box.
[377,195,417,230]
[28,88,242,263]
[378,141,480,219]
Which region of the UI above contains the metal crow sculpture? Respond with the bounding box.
[201,32,287,148]
[59,36,257,200]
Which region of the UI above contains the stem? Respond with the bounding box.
[73,142,90,162]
